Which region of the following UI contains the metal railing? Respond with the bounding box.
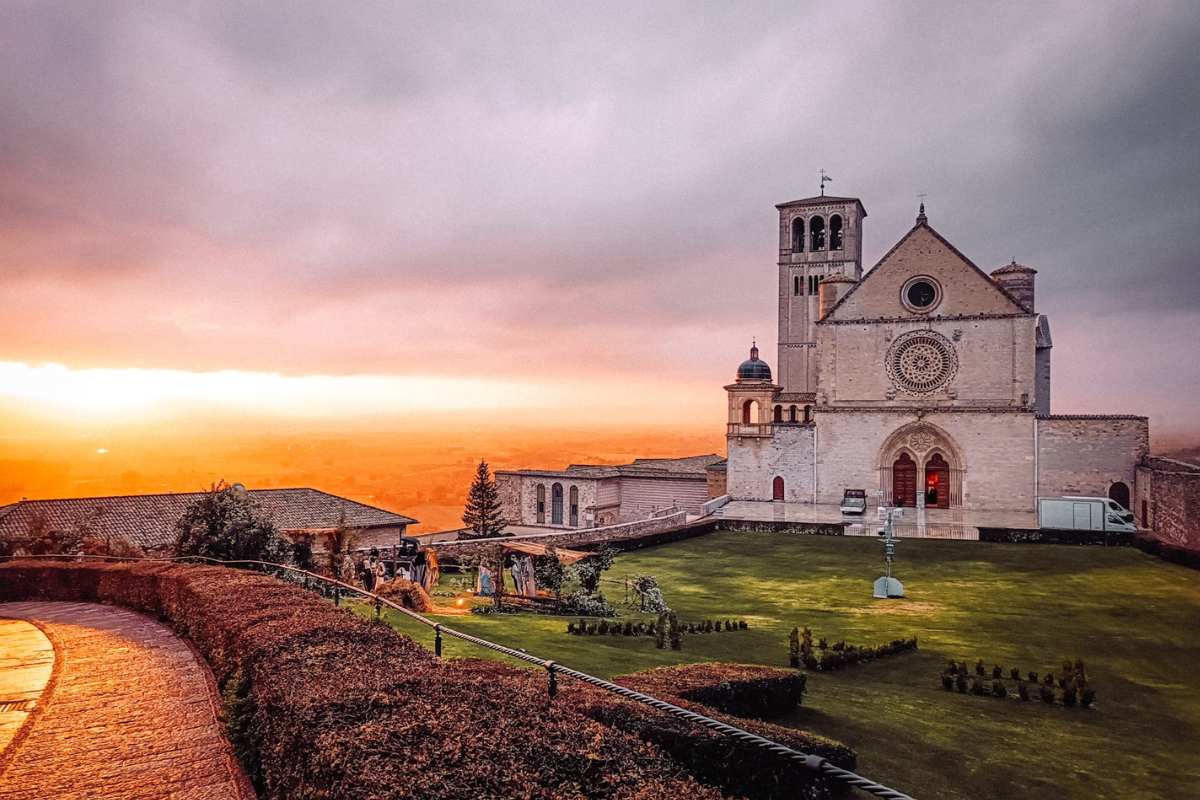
[1,553,914,800]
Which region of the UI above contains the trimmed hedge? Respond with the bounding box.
[1132,533,1200,570]
[617,663,807,719]
[565,662,855,800]
[0,561,723,800]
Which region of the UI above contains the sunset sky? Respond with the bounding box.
[2,2,1199,444]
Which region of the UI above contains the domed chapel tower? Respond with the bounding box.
[775,193,867,396]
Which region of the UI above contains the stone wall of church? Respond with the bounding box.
[815,410,1037,511]
[725,424,815,502]
[1036,416,1149,501]
[496,474,600,528]
[1136,457,1200,549]
[815,316,1037,409]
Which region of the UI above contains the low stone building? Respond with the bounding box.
[0,487,418,554]
[496,455,722,528]
[1135,458,1200,548]
[724,192,1149,516]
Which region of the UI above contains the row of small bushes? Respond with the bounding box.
[0,561,722,799]
[568,618,749,636]
[940,659,1096,708]
[788,626,918,671]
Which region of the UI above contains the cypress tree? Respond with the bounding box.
[462,459,507,540]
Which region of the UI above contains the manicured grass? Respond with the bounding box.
[374,532,1200,800]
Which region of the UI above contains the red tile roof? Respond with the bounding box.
[0,488,416,550]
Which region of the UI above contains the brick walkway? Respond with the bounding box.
[0,602,253,800]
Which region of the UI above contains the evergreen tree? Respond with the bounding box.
[462,460,507,539]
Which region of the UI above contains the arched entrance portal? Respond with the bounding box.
[1108,481,1131,512]
[924,453,950,509]
[892,453,917,507]
[772,476,785,501]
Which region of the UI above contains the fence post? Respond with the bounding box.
[374,595,382,619]
[545,661,557,698]
[334,586,341,606]
[434,624,443,658]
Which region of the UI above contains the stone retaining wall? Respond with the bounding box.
[432,510,689,559]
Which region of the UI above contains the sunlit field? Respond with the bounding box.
[374,532,1200,800]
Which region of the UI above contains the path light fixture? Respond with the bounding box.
[873,505,905,599]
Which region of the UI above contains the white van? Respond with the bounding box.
[1037,497,1136,534]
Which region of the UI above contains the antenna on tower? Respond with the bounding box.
[819,169,832,197]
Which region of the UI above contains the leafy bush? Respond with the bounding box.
[173,481,289,562]
[992,665,1003,679]
[1010,668,1021,681]
[559,589,615,617]
[941,674,955,691]
[630,575,669,613]
[955,673,968,693]
[1018,683,1030,701]
[1028,671,1039,683]
[1040,686,1056,704]
[788,627,801,668]
[991,680,1007,698]
[975,658,985,676]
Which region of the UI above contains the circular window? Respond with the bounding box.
[901,276,942,313]
[886,331,958,395]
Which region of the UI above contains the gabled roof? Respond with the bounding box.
[0,488,417,550]
[819,218,1030,321]
[497,454,723,481]
[1036,315,1053,348]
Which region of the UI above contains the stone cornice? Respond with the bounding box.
[818,311,1034,326]
[816,405,1036,415]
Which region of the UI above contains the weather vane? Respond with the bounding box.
[819,169,832,197]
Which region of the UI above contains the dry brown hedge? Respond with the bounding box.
[0,562,855,799]
[617,662,810,719]
[0,561,724,800]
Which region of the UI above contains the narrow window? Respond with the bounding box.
[809,216,825,250]
[772,476,785,501]
[793,275,800,296]
[788,405,797,422]
[569,485,579,526]
[809,275,820,295]
[773,405,783,422]
[791,217,804,252]
[829,214,843,250]
[536,483,546,524]
[551,483,564,525]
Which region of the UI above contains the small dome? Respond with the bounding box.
[736,342,772,382]
[991,259,1037,276]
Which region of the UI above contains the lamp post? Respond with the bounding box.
[873,505,905,599]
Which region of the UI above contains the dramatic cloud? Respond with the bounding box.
[1,2,1197,435]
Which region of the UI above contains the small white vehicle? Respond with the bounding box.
[1037,497,1136,533]
[840,489,867,515]
[1062,495,1134,523]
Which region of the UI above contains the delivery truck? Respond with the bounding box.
[1037,497,1136,534]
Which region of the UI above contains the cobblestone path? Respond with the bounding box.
[0,602,253,800]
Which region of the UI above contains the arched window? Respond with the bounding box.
[772,476,785,501]
[773,405,783,422]
[791,217,804,252]
[809,216,825,250]
[1108,481,1131,512]
[742,399,758,424]
[536,483,546,524]
[803,405,812,423]
[551,483,564,525]
[569,485,579,526]
[829,215,843,250]
[788,405,798,422]
[793,275,800,296]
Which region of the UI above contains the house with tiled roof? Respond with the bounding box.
[0,488,417,554]
[496,455,723,528]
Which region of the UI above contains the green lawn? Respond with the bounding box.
[373,532,1200,800]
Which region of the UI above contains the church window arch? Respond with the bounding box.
[791,217,805,252]
[569,485,579,526]
[742,399,759,424]
[803,405,813,423]
[551,483,564,525]
[773,405,783,422]
[536,483,546,524]
[793,275,800,296]
[809,216,826,250]
[788,405,798,422]
[829,215,843,250]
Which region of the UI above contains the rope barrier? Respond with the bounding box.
[1,553,914,799]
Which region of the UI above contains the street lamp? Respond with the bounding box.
[873,505,905,599]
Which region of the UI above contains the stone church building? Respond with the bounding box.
[724,194,1149,517]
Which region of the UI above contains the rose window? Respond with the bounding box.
[886,331,958,395]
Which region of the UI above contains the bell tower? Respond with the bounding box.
[775,192,866,395]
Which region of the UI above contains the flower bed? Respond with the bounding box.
[0,561,730,800]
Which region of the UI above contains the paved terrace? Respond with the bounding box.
[0,602,252,800]
[713,500,1041,540]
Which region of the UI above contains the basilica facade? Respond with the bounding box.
[724,194,1149,516]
